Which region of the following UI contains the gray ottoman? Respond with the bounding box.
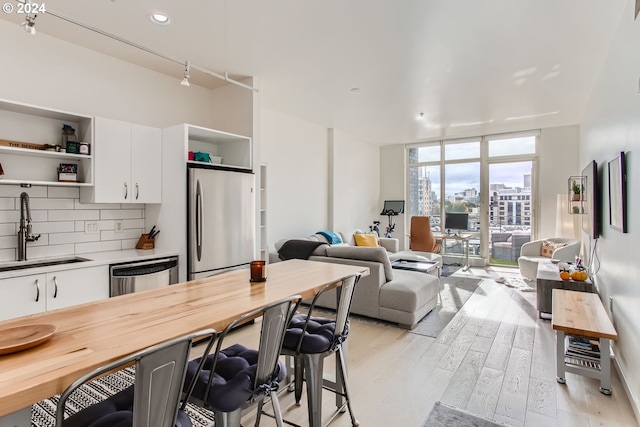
[389,250,443,277]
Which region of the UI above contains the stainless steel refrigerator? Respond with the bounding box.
[188,166,255,280]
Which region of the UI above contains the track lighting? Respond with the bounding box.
[181,61,190,87]
[21,14,37,35]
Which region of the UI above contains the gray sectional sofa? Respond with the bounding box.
[270,231,440,329]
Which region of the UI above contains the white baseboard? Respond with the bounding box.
[614,357,640,423]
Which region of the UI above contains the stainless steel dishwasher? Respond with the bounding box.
[109,256,179,297]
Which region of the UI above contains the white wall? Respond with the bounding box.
[260,109,383,251]
[330,129,380,232]
[0,20,218,129]
[260,108,330,246]
[538,125,580,240]
[579,0,640,417]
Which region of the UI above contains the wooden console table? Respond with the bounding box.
[536,261,593,319]
[552,289,618,395]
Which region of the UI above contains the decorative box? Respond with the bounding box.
[58,163,78,182]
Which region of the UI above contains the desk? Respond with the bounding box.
[434,233,473,270]
[552,289,618,395]
[0,259,368,420]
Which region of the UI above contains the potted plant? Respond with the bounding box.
[572,180,582,201]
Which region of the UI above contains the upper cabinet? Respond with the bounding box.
[0,99,93,187]
[185,124,252,171]
[81,117,161,204]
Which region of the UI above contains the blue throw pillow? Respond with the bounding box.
[316,231,343,245]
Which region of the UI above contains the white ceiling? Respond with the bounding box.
[1,1,627,145]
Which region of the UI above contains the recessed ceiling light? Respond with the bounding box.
[149,12,171,25]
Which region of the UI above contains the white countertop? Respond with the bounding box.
[0,248,180,279]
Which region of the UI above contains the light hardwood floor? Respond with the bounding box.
[222,267,639,427]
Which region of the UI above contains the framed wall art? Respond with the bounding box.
[607,151,627,233]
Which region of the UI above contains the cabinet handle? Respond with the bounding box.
[53,276,58,298]
[35,279,40,302]
[124,182,128,199]
[135,183,139,200]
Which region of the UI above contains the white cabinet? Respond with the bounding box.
[45,265,109,311]
[0,98,93,187]
[81,117,161,203]
[0,273,46,321]
[0,265,109,321]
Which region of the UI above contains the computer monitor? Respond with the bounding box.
[444,212,468,232]
[380,200,404,216]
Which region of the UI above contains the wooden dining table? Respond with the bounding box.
[0,259,368,422]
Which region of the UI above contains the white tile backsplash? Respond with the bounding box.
[32,221,75,234]
[100,209,143,220]
[0,198,15,210]
[29,198,75,210]
[48,187,79,198]
[0,186,146,261]
[75,240,122,254]
[0,186,47,198]
[47,210,100,221]
[0,223,15,236]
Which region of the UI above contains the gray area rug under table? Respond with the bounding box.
[409,274,482,338]
[422,401,507,427]
[32,367,214,427]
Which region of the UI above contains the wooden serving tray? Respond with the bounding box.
[0,324,57,355]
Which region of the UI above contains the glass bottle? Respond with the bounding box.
[61,124,77,149]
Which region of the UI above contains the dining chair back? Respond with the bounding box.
[281,273,363,427]
[56,329,216,427]
[182,295,302,427]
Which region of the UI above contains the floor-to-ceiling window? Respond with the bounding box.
[407,131,538,266]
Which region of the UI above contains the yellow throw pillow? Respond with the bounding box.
[540,240,567,258]
[354,233,379,247]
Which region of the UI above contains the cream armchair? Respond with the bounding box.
[518,237,581,280]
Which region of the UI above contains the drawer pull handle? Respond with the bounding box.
[135,183,139,200]
[124,182,128,199]
[53,276,58,298]
[35,279,40,302]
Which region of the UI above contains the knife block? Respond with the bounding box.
[135,234,155,250]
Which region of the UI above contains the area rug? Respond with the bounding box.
[32,367,215,427]
[422,401,507,427]
[409,274,482,338]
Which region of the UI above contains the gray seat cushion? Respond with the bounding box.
[379,270,439,312]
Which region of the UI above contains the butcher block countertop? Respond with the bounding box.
[0,259,368,417]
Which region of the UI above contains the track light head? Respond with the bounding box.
[180,60,190,87]
[21,15,37,35]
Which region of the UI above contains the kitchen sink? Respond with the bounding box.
[0,256,90,272]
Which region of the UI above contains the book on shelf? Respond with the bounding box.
[565,335,601,360]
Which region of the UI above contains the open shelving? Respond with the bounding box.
[0,99,93,187]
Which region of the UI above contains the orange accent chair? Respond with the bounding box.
[409,216,442,253]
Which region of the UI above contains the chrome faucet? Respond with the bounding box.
[18,192,40,261]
